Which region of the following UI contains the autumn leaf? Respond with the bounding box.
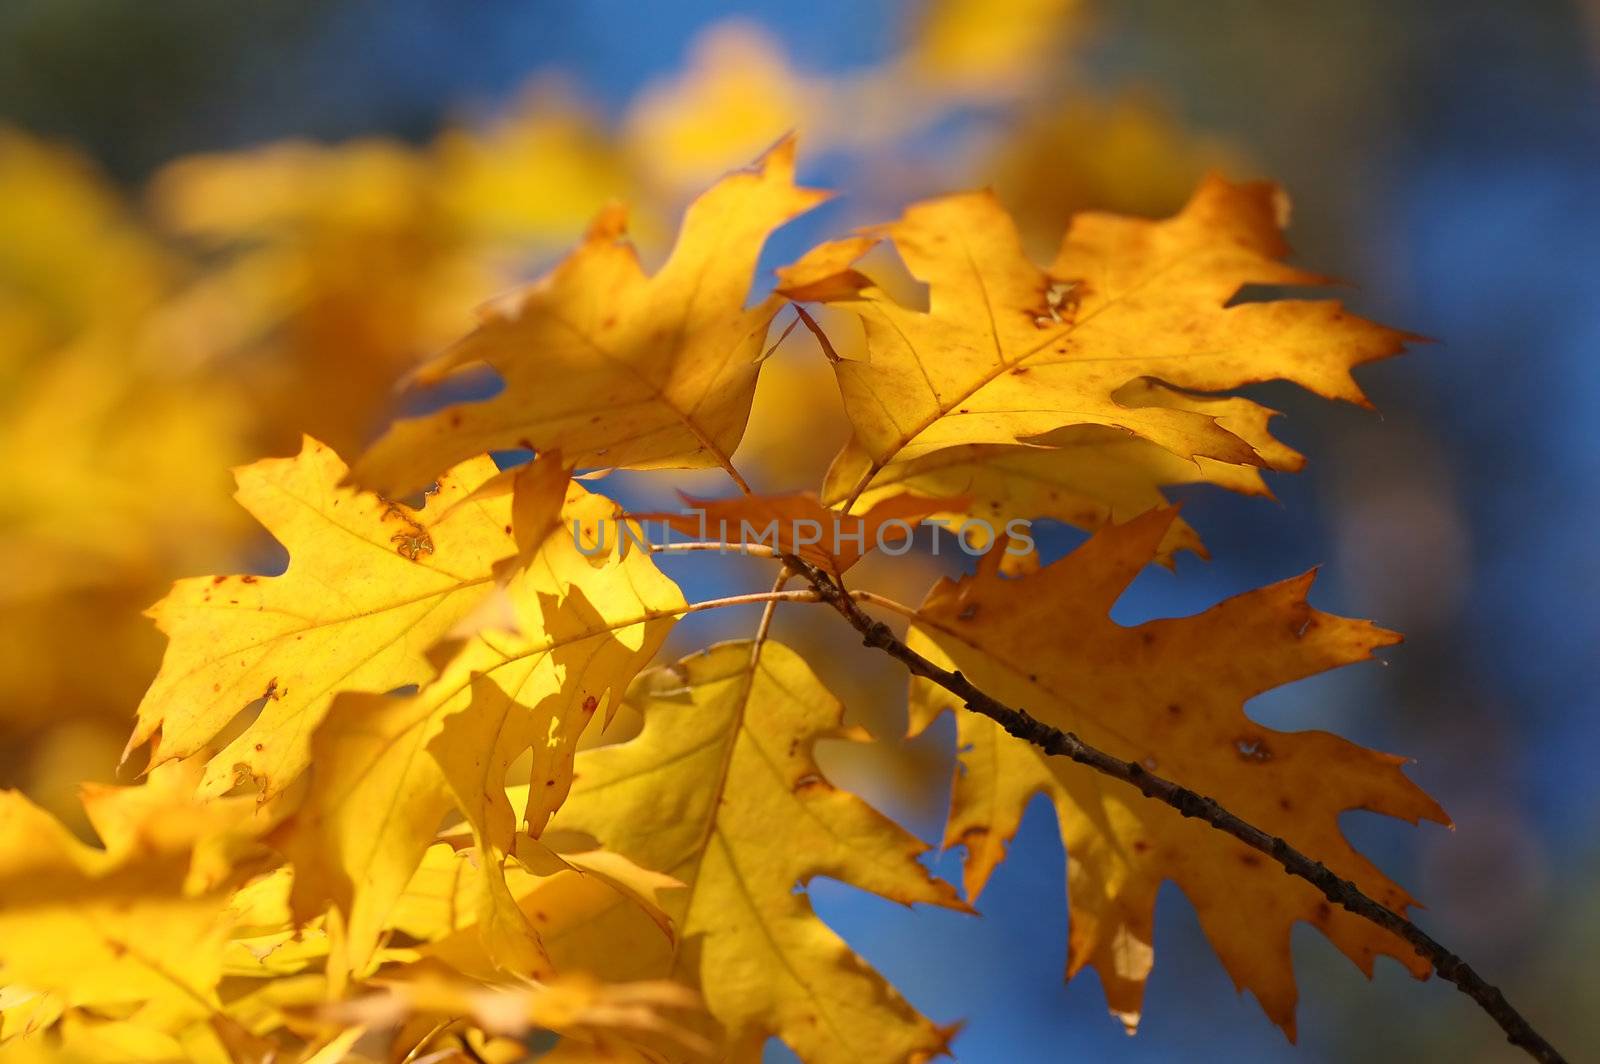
[280,474,682,979]
[0,791,232,1021]
[837,379,1304,563]
[397,836,682,966]
[778,176,1410,508]
[128,436,516,799]
[551,640,967,1064]
[355,137,829,497]
[3,53,1559,1060]
[78,759,281,895]
[904,508,1448,1035]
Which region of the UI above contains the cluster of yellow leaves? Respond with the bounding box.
[0,1,1228,824]
[0,126,1449,1064]
[0,1,1465,1058]
[0,97,638,822]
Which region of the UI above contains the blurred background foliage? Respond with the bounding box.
[0,0,1594,1059]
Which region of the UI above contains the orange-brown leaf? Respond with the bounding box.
[906,509,1448,1036]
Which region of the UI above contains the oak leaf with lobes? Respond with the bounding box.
[280,474,683,978]
[779,175,1409,506]
[355,135,829,497]
[835,378,1304,564]
[904,508,1448,1036]
[549,640,969,1064]
[127,436,516,799]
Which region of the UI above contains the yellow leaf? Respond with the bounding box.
[79,760,283,895]
[904,509,1449,1035]
[130,436,515,798]
[281,478,681,979]
[355,138,829,496]
[431,480,685,847]
[0,792,230,1020]
[837,379,1304,563]
[779,177,1410,508]
[552,640,967,1064]
[398,839,681,984]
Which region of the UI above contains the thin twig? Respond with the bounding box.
[651,541,778,558]
[681,589,817,615]
[783,553,1566,1064]
[751,567,792,652]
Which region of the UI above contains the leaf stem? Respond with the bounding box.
[782,552,1568,1064]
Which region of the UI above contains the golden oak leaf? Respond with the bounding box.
[903,509,1449,1035]
[550,640,967,1064]
[632,489,965,574]
[278,686,455,985]
[129,436,515,799]
[356,138,829,497]
[78,759,283,895]
[392,839,680,961]
[282,478,681,979]
[431,480,686,846]
[778,176,1410,508]
[0,791,231,1020]
[837,379,1304,563]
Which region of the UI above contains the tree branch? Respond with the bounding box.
[783,553,1567,1064]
